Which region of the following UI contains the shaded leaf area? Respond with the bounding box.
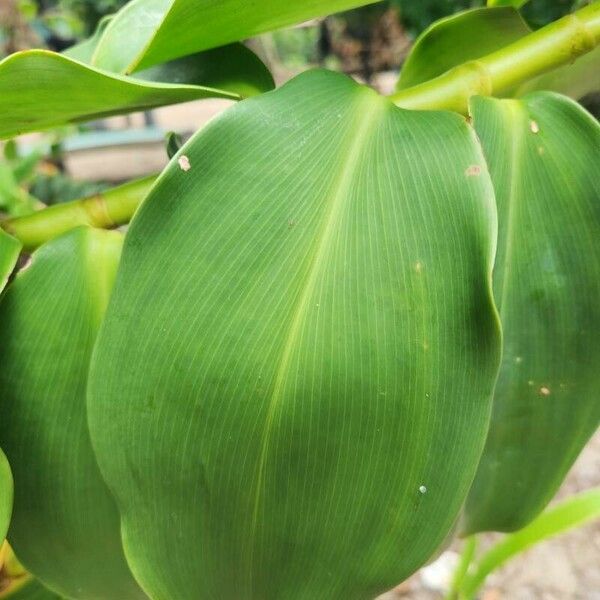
[396,6,600,99]
[88,70,501,600]
[464,93,600,534]
[0,577,63,599]
[0,228,146,600]
[0,44,273,139]
[0,232,21,542]
[92,0,379,73]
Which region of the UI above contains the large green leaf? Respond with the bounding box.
[396,7,600,100]
[88,69,501,599]
[463,93,600,534]
[91,0,378,73]
[0,44,273,139]
[0,228,146,599]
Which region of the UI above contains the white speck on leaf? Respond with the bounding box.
[414,260,423,274]
[419,485,427,494]
[515,356,523,364]
[178,155,191,171]
[530,120,540,134]
[539,386,551,396]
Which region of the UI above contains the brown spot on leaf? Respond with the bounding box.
[465,165,481,177]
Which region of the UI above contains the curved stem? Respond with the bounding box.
[391,3,600,113]
[444,536,477,600]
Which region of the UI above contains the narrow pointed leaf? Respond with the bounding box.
[0,228,146,599]
[91,0,378,74]
[0,45,273,139]
[462,487,600,598]
[88,70,501,599]
[464,93,600,534]
[396,7,600,100]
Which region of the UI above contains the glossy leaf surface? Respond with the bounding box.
[0,45,273,139]
[396,7,600,100]
[464,93,600,534]
[88,70,501,599]
[92,0,377,73]
[0,228,146,599]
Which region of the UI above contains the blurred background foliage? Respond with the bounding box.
[0,0,591,217]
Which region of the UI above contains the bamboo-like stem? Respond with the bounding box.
[390,3,600,113]
[2,4,599,245]
[1,174,156,251]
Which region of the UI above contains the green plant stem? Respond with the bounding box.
[444,536,477,600]
[391,3,600,113]
[458,487,600,600]
[2,5,599,243]
[0,174,157,251]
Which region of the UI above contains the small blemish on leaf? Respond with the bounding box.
[178,155,191,171]
[539,386,551,396]
[419,485,427,494]
[465,165,481,177]
[414,260,423,274]
[537,146,545,155]
[515,356,523,364]
[530,120,540,134]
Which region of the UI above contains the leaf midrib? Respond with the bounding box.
[247,90,385,588]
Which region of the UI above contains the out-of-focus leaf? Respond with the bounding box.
[461,487,600,598]
[464,93,600,534]
[0,45,273,139]
[0,228,146,599]
[88,69,501,599]
[62,15,114,63]
[0,576,63,599]
[0,450,11,542]
[91,0,378,73]
[396,7,600,100]
[397,8,530,90]
[165,132,183,159]
[487,0,530,7]
[0,230,21,292]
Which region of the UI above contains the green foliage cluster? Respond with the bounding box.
[0,1,598,599]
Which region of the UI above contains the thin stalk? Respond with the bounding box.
[391,3,600,113]
[1,174,157,251]
[444,536,477,600]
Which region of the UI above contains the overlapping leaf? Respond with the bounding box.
[0,228,146,599]
[463,93,600,534]
[396,6,600,100]
[91,0,378,73]
[88,69,501,599]
[0,43,273,139]
[0,231,21,542]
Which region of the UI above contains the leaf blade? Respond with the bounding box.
[88,69,501,599]
[0,228,146,599]
[464,93,600,534]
